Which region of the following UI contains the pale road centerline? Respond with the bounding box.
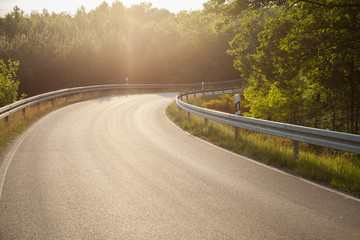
[0,93,359,239]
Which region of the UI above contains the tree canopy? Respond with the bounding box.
[0,59,25,107]
[0,1,239,96]
[205,0,360,133]
[1,0,359,133]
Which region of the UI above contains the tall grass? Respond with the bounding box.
[166,101,360,196]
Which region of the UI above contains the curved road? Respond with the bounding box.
[0,93,359,239]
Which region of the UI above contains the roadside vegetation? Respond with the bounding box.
[0,3,238,97]
[204,0,360,134]
[0,59,26,107]
[1,0,359,132]
[1,0,359,188]
[166,95,360,197]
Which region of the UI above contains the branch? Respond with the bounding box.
[297,0,360,9]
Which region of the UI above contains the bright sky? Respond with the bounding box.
[0,0,209,16]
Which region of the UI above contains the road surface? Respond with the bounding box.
[0,93,359,239]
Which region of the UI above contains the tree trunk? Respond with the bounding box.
[356,106,359,134]
[332,106,335,131]
[349,56,355,133]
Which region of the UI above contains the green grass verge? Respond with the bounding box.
[166,101,360,197]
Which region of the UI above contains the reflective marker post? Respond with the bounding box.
[234,94,241,140]
[235,94,241,115]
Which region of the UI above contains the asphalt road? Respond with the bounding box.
[0,93,360,239]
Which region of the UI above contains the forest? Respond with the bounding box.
[203,0,360,134]
[0,2,239,97]
[0,0,359,133]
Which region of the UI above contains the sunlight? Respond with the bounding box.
[0,0,208,16]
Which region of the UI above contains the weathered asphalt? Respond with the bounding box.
[0,93,359,239]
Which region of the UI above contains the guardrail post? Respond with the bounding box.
[204,118,208,126]
[186,92,188,101]
[234,127,239,140]
[22,108,26,118]
[193,90,196,99]
[325,129,330,157]
[188,112,191,121]
[4,116,9,125]
[293,140,299,159]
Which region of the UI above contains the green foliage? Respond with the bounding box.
[202,94,235,113]
[207,0,360,133]
[201,93,249,114]
[187,93,249,115]
[0,59,25,107]
[2,1,359,133]
[243,74,306,123]
[0,4,239,96]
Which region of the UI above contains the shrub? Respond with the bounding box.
[0,59,26,107]
[202,94,234,114]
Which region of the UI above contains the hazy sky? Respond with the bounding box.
[0,0,209,16]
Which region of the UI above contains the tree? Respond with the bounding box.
[0,3,239,96]
[0,59,25,107]
[207,0,360,133]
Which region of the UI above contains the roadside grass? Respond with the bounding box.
[166,101,360,196]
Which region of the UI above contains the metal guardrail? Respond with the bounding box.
[0,80,243,121]
[176,89,360,156]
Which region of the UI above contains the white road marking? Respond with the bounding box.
[164,110,360,203]
[0,116,49,200]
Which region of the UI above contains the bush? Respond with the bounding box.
[202,94,234,114]
[202,93,249,114]
[0,59,25,107]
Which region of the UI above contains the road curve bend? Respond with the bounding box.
[0,93,359,239]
